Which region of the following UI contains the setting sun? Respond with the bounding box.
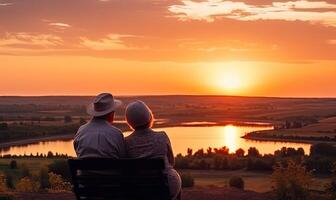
[218,71,242,90]
[209,65,251,95]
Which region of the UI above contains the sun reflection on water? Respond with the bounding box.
[222,125,239,152]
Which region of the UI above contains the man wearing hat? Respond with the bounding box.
[74,93,125,159]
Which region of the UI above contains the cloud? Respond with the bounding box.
[80,34,141,50]
[0,32,62,47]
[168,0,336,27]
[0,32,63,54]
[0,3,13,6]
[329,40,336,44]
[48,22,71,29]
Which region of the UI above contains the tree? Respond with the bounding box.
[236,148,245,157]
[194,149,205,157]
[9,160,17,169]
[15,177,40,192]
[248,147,260,157]
[47,151,54,158]
[272,160,311,200]
[181,173,194,188]
[48,160,71,182]
[187,148,193,157]
[326,162,336,199]
[64,116,73,124]
[48,172,72,192]
[0,123,8,130]
[214,146,229,155]
[79,117,87,125]
[310,143,336,157]
[39,168,50,189]
[20,165,31,178]
[0,173,7,192]
[5,174,14,189]
[206,147,213,156]
[229,176,244,189]
[31,116,41,123]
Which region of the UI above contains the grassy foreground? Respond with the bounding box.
[0,158,331,193]
[179,169,330,193]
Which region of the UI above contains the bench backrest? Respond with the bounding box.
[68,159,170,200]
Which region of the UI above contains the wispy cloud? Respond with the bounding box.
[0,32,63,54]
[48,22,71,29]
[0,2,13,6]
[168,0,336,27]
[80,34,141,50]
[0,32,62,47]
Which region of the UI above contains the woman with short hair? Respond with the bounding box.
[125,101,182,200]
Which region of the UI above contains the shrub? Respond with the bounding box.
[181,173,195,188]
[20,164,31,178]
[326,162,336,200]
[0,195,14,200]
[0,173,8,192]
[48,172,72,192]
[247,158,274,171]
[48,159,71,182]
[9,160,17,169]
[40,168,50,189]
[305,157,333,174]
[175,154,191,169]
[15,177,40,192]
[229,176,244,190]
[5,174,14,189]
[272,160,311,200]
[310,143,336,157]
[212,155,228,170]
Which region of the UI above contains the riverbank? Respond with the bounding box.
[241,134,336,144]
[0,134,75,149]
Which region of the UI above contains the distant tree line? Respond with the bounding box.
[0,123,79,142]
[175,143,336,174]
[245,131,336,142]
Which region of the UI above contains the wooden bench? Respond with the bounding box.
[68,158,171,200]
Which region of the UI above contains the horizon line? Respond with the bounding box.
[1,94,336,99]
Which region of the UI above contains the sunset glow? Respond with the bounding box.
[0,0,335,97]
[214,67,245,94]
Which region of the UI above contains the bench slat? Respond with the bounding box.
[68,159,171,200]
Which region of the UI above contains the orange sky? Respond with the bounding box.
[0,0,336,97]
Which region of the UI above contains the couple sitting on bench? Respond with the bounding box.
[72,93,182,200]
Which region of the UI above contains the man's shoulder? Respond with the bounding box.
[77,120,121,134]
[99,122,123,138]
[75,122,91,138]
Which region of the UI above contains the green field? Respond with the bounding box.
[179,169,330,193]
[0,158,59,184]
[0,158,330,193]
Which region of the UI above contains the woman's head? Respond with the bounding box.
[125,100,154,130]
